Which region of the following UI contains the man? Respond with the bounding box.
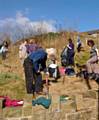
[23,48,47,95]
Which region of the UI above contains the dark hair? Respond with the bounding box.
[24,39,29,43]
[87,40,94,46]
[68,38,72,43]
[3,41,8,48]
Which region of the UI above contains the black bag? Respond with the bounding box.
[65,67,75,76]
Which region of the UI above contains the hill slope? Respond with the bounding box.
[0,32,98,119]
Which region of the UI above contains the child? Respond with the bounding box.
[46,48,60,80]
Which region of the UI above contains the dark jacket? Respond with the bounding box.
[28,49,47,72]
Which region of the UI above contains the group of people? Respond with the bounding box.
[61,37,99,84]
[19,37,99,97]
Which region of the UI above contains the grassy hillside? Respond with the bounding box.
[0,31,98,99]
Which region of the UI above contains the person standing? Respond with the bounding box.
[61,38,75,67]
[0,41,8,60]
[66,38,75,66]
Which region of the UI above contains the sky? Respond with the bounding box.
[0,0,99,40]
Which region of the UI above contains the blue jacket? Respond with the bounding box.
[29,49,47,72]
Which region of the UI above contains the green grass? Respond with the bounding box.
[0,72,21,85]
[0,72,25,99]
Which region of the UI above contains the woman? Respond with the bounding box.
[61,38,75,67]
[66,38,75,66]
[86,40,99,78]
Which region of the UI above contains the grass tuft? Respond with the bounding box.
[0,72,21,85]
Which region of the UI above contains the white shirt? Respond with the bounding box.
[0,46,8,53]
[19,43,27,59]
